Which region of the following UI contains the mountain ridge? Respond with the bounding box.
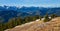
[0,6,60,23]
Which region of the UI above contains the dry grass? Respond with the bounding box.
[5,17,60,31]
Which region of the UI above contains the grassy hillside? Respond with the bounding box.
[5,17,60,31]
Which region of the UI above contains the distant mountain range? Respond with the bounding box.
[0,6,60,23]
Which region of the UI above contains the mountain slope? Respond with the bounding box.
[0,6,60,23]
[5,17,60,31]
[0,10,17,23]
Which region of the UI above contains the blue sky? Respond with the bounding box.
[0,0,59,7]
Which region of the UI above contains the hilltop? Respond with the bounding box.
[5,17,60,31]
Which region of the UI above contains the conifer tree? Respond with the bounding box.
[0,23,4,31]
[51,14,57,19]
[44,14,50,22]
[16,17,22,25]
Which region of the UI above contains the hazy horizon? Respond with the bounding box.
[0,0,59,7]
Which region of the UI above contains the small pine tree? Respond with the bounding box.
[16,17,22,25]
[39,16,42,20]
[0,23,4,31]
[25,17,30,23]
[44,14,50,22]
[51,14,57,19]
[7,18,17,28]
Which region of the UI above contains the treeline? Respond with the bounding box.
[0,15,42,31]
[0,14,58,31]
[43,14,58,22]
